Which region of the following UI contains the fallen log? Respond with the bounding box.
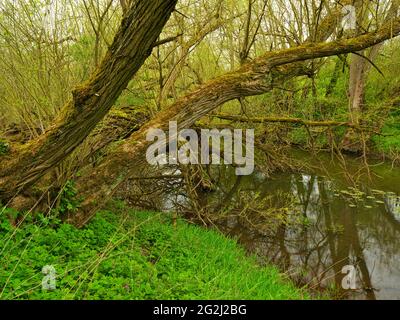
[212,114,361,128]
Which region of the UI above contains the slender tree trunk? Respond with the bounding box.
[0,0,177,201]
[342,0,399,152]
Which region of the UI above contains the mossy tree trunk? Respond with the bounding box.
[0,0,177,201]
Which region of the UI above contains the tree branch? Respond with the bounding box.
[212,114,360,128]
[152,33,183,47]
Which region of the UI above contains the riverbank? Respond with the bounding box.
[0,203,308,300]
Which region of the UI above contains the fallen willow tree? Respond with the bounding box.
[0,0,178,201]
[0,1,346,207]
[67,16,400,227]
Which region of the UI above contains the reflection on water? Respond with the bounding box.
[184,164,400,300]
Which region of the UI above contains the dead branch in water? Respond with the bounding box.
[212,113,386,135]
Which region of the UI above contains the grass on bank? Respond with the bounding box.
[0,203,308,300]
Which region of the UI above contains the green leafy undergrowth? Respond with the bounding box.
[0,205,308,300]
[372,116,400,153]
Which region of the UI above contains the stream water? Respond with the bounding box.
[161,150,400,300]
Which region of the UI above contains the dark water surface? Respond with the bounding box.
[167,151,400,300]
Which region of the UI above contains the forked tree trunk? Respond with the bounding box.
[0,0,177,201]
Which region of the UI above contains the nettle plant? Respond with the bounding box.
[57,180,82,215]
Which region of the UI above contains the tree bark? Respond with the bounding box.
[0,0,177,201]
[70,17,400,227]
[70,105,150,172]
[120,0,130,14]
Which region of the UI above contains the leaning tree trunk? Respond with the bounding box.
[0,0,177,202]
[69,17,400,227]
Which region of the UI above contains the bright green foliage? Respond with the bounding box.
[372,116,400,152]
[0,206,307,300]
[57,180,82,215]
[0,140,9,156]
